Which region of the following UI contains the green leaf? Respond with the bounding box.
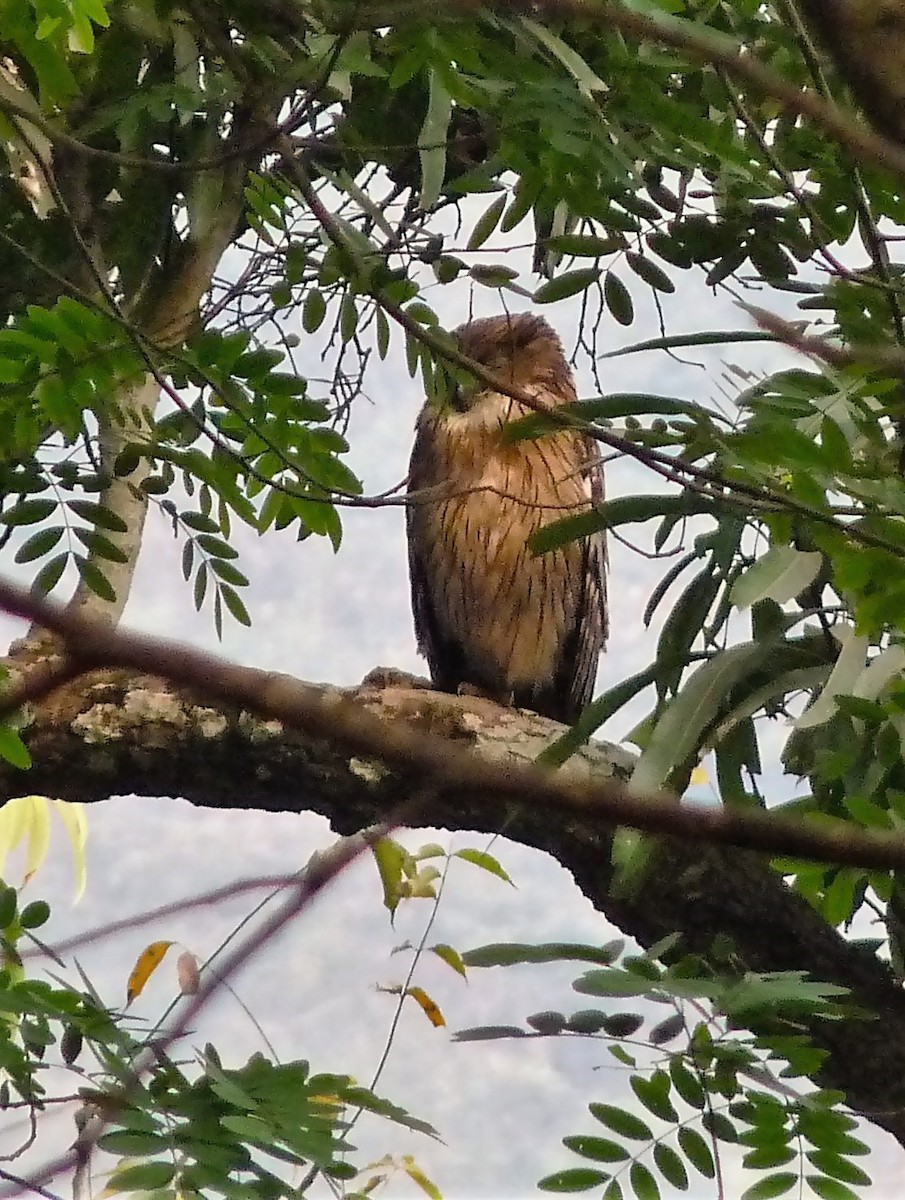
[677,1127,715,1178]
[467,194,507,251]
[740,1174,796,1200]
[631,642,767,792]
[599,330,777,359]
[302,290,327,333]
[604,271,634,325]
[573,968,649,998]
[107,1161,177,1193]
[452,848,513,883]
[14,526,64,564]
[626,253,675,293]
[731,546,824,609]
[806,1179,861,1200]
[464,941,623,968]
[653,1142,688,1191]
[588,1104,652,1141]
[806,1151,871,1186]
[629,1161,660,1200]
[419,69,452,210]
[98,1130,168,1157]
[538,1168,608,1192]
[31,553,68,595]
[75,556,116,603]
[66,499,128,532]
[534,268,600,304]
[220,583,251,627]
[520,18,606,96]
[545,234,624,257]
[562,1136,629,1163]
[1,499,56,527]
[0,726,32,770]
[630,1072,677,1123]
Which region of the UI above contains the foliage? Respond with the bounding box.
[460,938,868,1200]
[3,0,905,1194]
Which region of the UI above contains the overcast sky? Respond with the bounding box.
[1,262,901,1199]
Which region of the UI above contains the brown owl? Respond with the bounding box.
[406,312,607,723]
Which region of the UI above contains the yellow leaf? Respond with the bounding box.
[405,987,445,1028]
[690,764,709,786]
[407,866,440,899]
[52,800,88,900]
[402,1155,443,1200]
[0,796,89,897]
[23,796,51,884]
[126,940,174,1005]
[430,943,466,979]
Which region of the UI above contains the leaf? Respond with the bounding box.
[653,1142,688,1191]
[588,1104,652,1141]
[14,526,64,563]
[631,642,767,792]
[372,837,407,917]
[75,556,116,603]
[467,194,507,251]
[545,234,624,257]
[793,625,869,731]
[731,546,823,608]
[430,943,466,978]
[740,1174,796,1199]
[573,968,650,998]
[630,1071,677,1122]
[302,289,327,333]
[538,1168,609,1192]
[627,253,675,293]
[452,847,513,883]
[0,796,51,882]
[604,271,634,325]
[534,268,600,304]
[405,986,445,1027]
[463,941,623,967]
[106,1161,177,1193]
[401,1155,443,1200]
[31,553,68,595]
[66,499,128,532]
[630,1161,660,1200]
[677,1127,715,1178]
[419,68,452,210]
[1,498,56,526]
[806,1179,861,1200]
[126,940,174,1005]
[52,800,88,901]
[0,726,31,769]
[601,329,777,359]
[562,1136,629,1163]
[520,18,606,96]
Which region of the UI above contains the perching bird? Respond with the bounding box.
[406,312,607,724]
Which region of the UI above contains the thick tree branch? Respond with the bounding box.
[3,665,905,1143]
[2,581,905,1141]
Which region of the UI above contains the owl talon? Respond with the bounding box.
[360,666,431,691]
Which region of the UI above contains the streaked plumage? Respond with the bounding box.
[406,312,607,723]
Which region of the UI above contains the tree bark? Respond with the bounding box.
[6,668,905,1145]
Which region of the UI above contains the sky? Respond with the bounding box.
[1,262,901,1199]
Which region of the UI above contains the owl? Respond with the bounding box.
[406,312,607,723]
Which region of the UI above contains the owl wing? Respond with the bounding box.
[548,437,608,720]
[405,416,466,693]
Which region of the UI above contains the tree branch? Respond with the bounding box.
[3,641,905,1143]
